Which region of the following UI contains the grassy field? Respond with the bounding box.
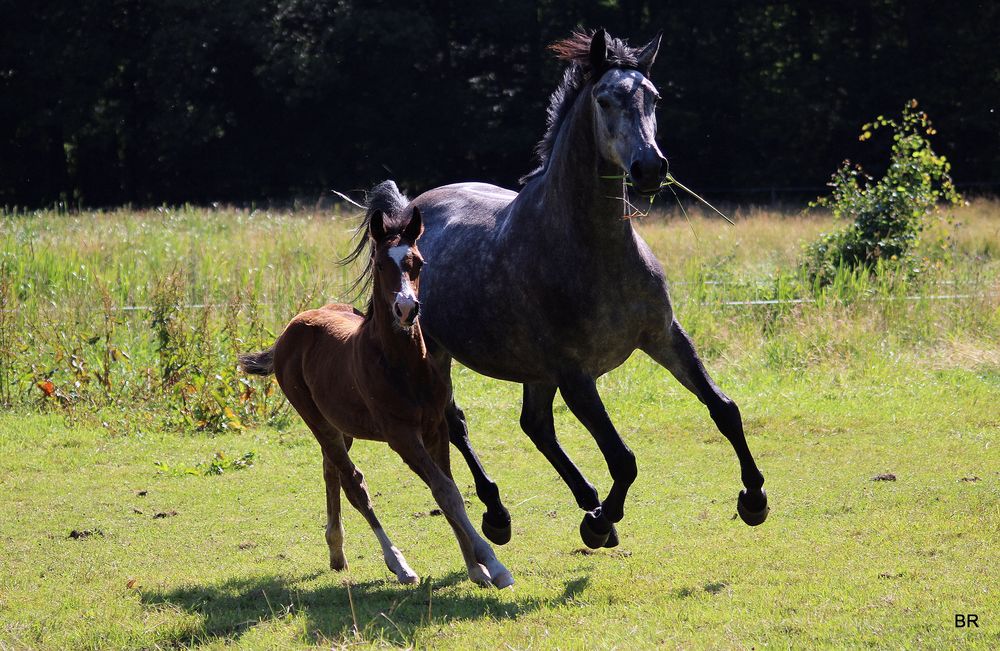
[1,200,998,649]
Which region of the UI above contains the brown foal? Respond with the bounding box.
[239,199,512,589]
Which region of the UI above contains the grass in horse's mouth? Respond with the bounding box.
[661,174,736,225]
[601,173,735,225]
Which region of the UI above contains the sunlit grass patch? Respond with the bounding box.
[0,199,998,648]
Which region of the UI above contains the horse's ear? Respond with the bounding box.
[637,30,662,76]
[402,207,423,243]
[369,209,387,242]
[589,28,608,72]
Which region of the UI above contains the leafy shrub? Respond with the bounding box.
[803,100,960,286]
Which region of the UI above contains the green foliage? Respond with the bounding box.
[3,3,999,207]
[803,101,961,286]
[154,450,257,476]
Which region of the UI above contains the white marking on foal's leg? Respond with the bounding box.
[466,528,513,589]
[466,561,493,586]
[326,521,347,571]
[374,527,419,585]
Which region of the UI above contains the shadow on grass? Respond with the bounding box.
[142,570,590,647]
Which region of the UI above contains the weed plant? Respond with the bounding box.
[803,100,961,285]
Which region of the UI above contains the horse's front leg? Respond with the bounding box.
[641,318,769,525]
[520,382,618,548]
[558,374,637,546]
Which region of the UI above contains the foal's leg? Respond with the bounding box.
[520,383,619,548]
[391,433,513,589]
[322,450,347,570]
[556,375,638,548]
[326,437,420,585]
[283,385,418,581]
[641,318,768,525]
[424,426,489,581]
[280,386,358,569]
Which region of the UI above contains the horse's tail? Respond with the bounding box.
[238,346,275,376]
[340,180,410,297]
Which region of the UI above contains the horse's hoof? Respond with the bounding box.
[602,524,620,548]
[482,512,512,545]
[579,509,611,549]
[329,555,348,572]
[737,488,769,526]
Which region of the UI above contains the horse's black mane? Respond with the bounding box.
[340,180,409,316]
[520,30,643,184]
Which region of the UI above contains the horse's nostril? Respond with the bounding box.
[394,304,402,317]
[629,160,644,182]
[412,302,420,317]
[659,157,669,178]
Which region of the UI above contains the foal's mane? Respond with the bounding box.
[340,180,410,317]
[519,30,643,184]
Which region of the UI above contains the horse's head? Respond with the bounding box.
[369,207,425,329]
[589,29,667,196]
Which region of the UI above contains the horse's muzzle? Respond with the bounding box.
[629,151,668,196]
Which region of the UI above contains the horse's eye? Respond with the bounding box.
[597,96,613,111]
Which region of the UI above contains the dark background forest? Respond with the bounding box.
[2,0,998,208]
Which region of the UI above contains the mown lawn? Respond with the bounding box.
[1,201,998,649]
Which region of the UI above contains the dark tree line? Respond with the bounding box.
[2,0,998,208]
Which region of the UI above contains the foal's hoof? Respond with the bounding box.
[396,570,420,585]
[579,509,612,549]
[482,512,512,546]
[737,488,769,526]
[469,564,493,587]
[491,569,515,590]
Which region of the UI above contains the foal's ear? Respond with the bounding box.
[402,207,423,243]
[637,30,663,77]
[589,28,608,72]
[369,209,387,242]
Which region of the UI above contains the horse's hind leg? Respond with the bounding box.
[392,432,513,589]
[641,318,768,525]
[322,451,347,570]
[326,437,419,585]
[432,345,509,543]
[520,383,618,548]
[446,398,511,545]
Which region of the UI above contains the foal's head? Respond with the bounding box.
[369,207,425,329]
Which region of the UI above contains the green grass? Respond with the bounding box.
[1,200,999,648]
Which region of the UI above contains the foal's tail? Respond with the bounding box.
[238,346,275,376]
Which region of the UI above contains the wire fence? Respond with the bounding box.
[3,287,996,316]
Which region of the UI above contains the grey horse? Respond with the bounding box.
[406,29,768,549]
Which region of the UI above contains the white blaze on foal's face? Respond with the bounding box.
[389,244,420,325]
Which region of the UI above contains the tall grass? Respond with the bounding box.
[1,200,997,431]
